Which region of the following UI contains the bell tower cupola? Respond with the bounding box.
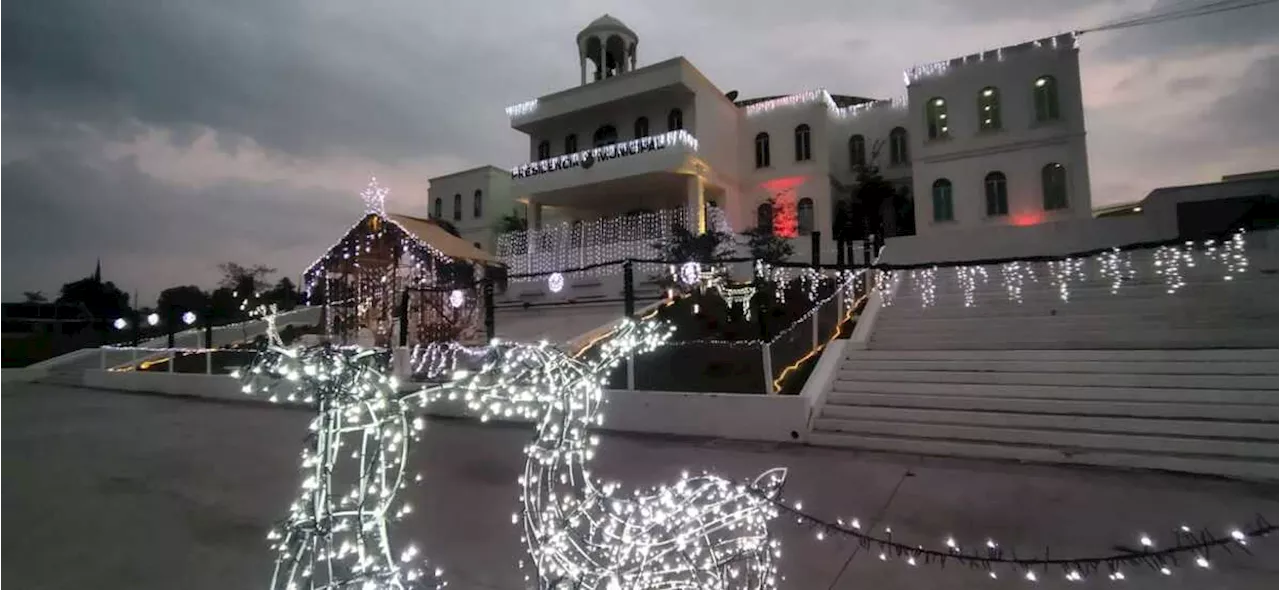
[577,14,638,85]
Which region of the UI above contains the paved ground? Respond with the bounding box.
[3,383,1276,589]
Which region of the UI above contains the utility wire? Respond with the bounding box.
[1080,0,1277,34]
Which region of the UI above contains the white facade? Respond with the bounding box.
[907,33,1091,232]
[451,16,1092,261]
[426,165,515,252]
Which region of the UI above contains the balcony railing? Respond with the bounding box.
[511,130,698,179]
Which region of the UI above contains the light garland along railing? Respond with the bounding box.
[510,129,698,179]
[903,32,1078,85]
[876,231,1251,308]
[765,497,1273,583]
[742,89,906,121]
[496,207,695,277]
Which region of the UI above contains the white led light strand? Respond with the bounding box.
[416,320,788,589]
[236,320,445,590]
[998,262,1033,304]
[955,265,990,308]
[912,268,937,308]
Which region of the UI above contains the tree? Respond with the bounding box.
[742,196,795,264]
[266,277,303,311]
[496,209,528,234]
[157,285,211,320]
[22,291,47,303]
[652,223,734,263]
[218,262,276,295]
[57,277,130,320]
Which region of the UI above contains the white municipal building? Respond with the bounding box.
[427,15,1091,265]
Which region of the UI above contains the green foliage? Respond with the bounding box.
[57,277,129,320]
[496,209,528,234]
[157,285,210,318]
[22,291,47,303]
[652,223,735,263]
[742,226,793,263]
[218,262,276,295]
[743,196,793,263]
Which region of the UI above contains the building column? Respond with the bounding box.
[530,200,543,230]
[597,36,606,79]
[686,175,706,234]
[580,55,586,85]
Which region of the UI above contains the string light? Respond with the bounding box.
[955,265,989,307]
[511,130,698,179]
[415,319,788,589]
[912,268,937,307]
[237,309,446,590]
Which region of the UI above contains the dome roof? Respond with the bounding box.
[577,14,637,42]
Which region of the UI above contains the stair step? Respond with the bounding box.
[868,334,1276,350]
[841,359,1277,375]
[844,349,1278,362]
[810,418,1275,458]
[806,431,1276,480]
[830,380,1275,404]
[824,391,1278,421]
[835,369,1275,390]
[878,300,1277,319]
[816,407,1276,439]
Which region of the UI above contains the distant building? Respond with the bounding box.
[1096,170,1278,239]
[429,14,1092,266]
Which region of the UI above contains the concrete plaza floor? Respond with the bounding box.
[3,383,1276,589]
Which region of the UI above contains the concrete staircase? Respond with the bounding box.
[811,240,1279,480]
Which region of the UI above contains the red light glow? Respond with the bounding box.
[759,175,807,193]
[1010,212,1043,227]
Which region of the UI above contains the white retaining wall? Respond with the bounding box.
[81,370,811,443]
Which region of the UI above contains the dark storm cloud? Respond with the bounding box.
[1,145,356,300]
[1202,53,1279,145]
[1093,0,1279,59]
[1,0,535,164]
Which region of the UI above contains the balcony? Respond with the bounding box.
[511,130,699,197]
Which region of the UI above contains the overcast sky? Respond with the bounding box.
[3,0,1276,303]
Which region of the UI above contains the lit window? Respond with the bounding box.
[849,135,866,169]
[754,132,771,168]
[1041,163,1068,210]
[453,194,462,221]
[794,124,811,161]
[798,198,815,235]
[564,134,578,154]
[536,140,550,160]
[1034,76,1060,122]
[634,117,649,138]
[931,178,953,222]
[926,97,948,139]
[978,87,1001,131]
[667,109,683,131]
[984,172,1008,216]
[889,127,909,165]
[473,189,483,218]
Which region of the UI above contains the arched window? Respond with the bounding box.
[1034,76,1060,122]
[926,97,948,139]
[848,134,866,169]
[536,140,550,160]
[452,194,462,221]
[754,132,771,168]
[473,189,483,218]
[984,172,1008,217]
[931,179,954,222]
[592,125,617,147]
[889,127,909,165]
[667,109,683,131]
[634,116,650,138]
[433,197,443,219]
[798,198,815,235]
[564,134,578,154]
[794,124,811,161]
[978,87,1001,131]
[756,203,773,234]
[1042,163,1068,210]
